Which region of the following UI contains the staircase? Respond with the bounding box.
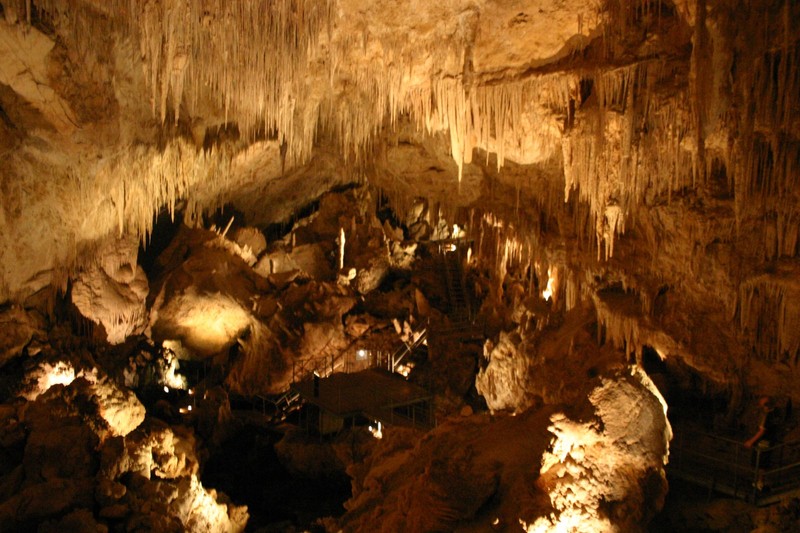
[271,389,301,419]
[390,327,428,372]
[440,246,471,324]
[270,327,430,419]
[269,241,474,420]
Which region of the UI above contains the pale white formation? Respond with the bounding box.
[476,332,538,413]
[526,368,671,533]
[71,235,149,345]
[20,361,78,401]
[204,232,259,267]
[160,340,189,389]
[98,422,248,532]
[231,227,267,257]
[20,361,144,436]
[150,287,251,356]
[86,376,147,437]
[0,18,77,133]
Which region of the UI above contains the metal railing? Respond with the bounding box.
[669,422,800,504]
[440,245,473,323]
[389,328,428,371]
[271,326,428,417]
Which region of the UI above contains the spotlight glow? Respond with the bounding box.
[542,268,556,301]
[368,421,383,439]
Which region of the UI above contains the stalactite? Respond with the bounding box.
[562,60,696,260]
[77,0,334,162]
[690,0,709,184]
[738,273,800,367]
[593,293,641,362]
[19,0,796,272]
[730,0,800,260]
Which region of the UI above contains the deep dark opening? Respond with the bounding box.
[201,424,351,532]
[138,208,184,278]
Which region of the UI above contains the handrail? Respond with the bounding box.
[670,421,800,504]
[440,246,472,322]
[391,328,427,371]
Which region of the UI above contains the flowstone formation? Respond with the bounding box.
[527,368,671,533]
[71,234,150,345]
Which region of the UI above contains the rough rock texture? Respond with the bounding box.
[527,368,671,532]
[71,234,149,344]
[0,0,799,530]
[96,420,247,533]
[0,365,245,532]
[0,0,794,400]
[231,227,267,258]
[0,306,44,367]
[333,366,669,533]
[476,330,537,412]
[20,369,145,438]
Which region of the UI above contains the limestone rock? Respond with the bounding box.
[353,253,390,295]
[20,367,145,438]
[335,411,554,532]
[18,360,79,402]
[23,421,96,482]
[275,427,347,478]
[81,377,146,438]
[0,306,44,367]
[97,420,247,533]
[232,227,267,257]
[100,421,199,481]
[389,241,418,270]
[39,508,109,533]
[476,331,537,413]
[289,243,334,280]
[148,228,268,357]
[71,235,149,345]
[0,478,95,531]
[150,286,253,357]
[529,367,671,532]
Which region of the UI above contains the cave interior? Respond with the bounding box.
[1,0,799,531]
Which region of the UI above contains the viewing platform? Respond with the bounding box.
[291,369,434,434]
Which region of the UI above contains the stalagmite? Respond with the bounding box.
[339,227,346,270]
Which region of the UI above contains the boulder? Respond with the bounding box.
[476,332,538,413]
[39,508,109,533]
[353,254,390,295]
[232,227,267,257]
[71,235,149,345]
[0,478,95,530]
[20,370,145,438]
[0,306,44,367]
[529,367,671,532]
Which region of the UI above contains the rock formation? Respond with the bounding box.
[0,0,798,530]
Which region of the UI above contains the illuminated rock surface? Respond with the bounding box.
[0,0,799,531]
[71,234,150,344]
